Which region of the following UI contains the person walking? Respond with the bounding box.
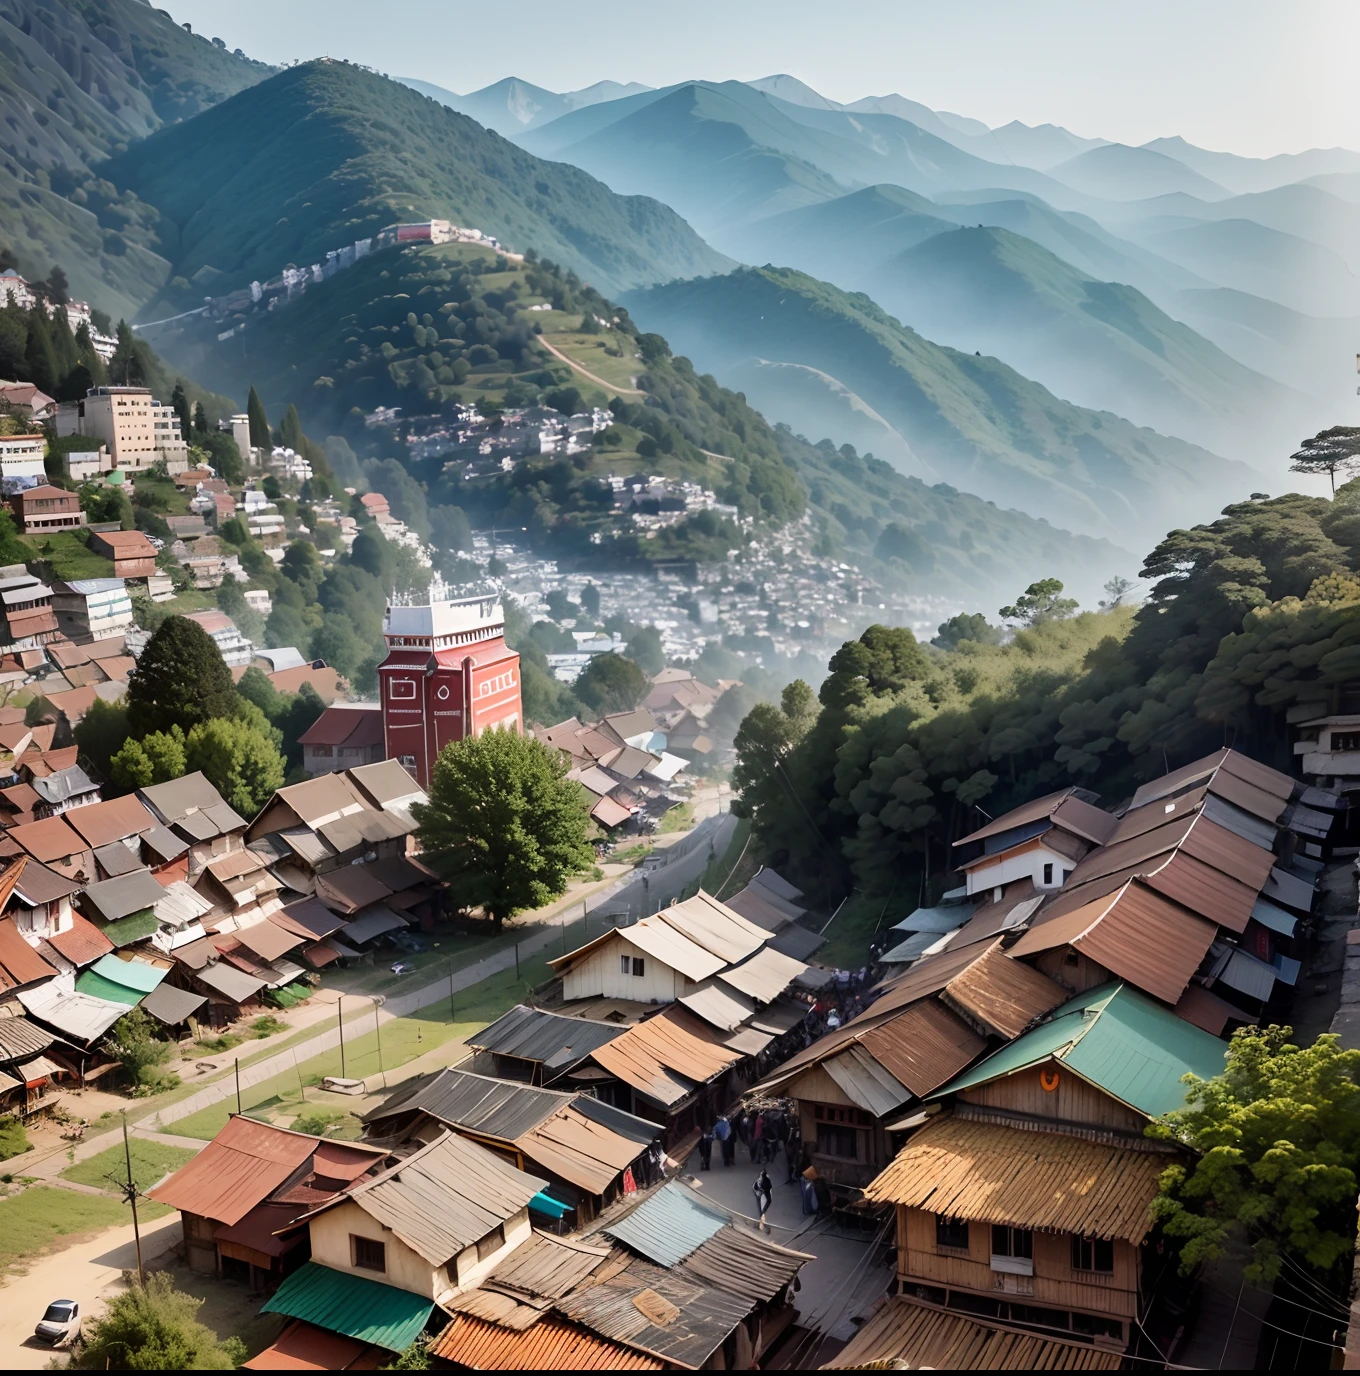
[753,1168,773,1227]
[697,1125,713,1171]
[714,1113,734,1166]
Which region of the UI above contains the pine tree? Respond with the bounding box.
[170,382,192,445]
[280,402,306,452]
[246,384,270,450]
[125,615,237,737]
[193,401,208,435]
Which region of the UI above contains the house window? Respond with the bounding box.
[1071,1235,1115,1274]
[621,954,644,977]
[476,1224,505,1261]
[816,1122,858,1158]
[632,956,644,977]
[1333,732,1360,752]
[352,1235,386,1272]
[389,678,416,700]
[1042,862,1054,885]
[991,1225,1034,1275]
[936,1216,970,1251]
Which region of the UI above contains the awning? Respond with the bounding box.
[261,1261,434,1353]
[528,1190,573,1220]
[141,981,208,1026]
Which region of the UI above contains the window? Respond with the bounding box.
[620,954,631,975]
[1071,1235,1115,1273]
[816,1122,858,1158]
[1333,731,1360,752]
[398,755,417,772]
[632,956,644,977]
[1042,862,1054,885]
[389,678,416,700]
[476,1224,505,1261]
[990,1225,1034,1275]
[352,1235,386,1272]
[935,1216,970,1251]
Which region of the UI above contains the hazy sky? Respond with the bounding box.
[168,0,1354,157]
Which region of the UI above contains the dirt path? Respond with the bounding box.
[0,1212,181,1369]
[537,336,643,395]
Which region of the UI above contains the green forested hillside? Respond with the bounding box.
[0,0,271,316]
[149,237,1122,596]
[735,487,1360,904]
[106,60,731,316]
[623,265,1255,548]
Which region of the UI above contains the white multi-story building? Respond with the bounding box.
[0,432,47,491]
[56,386,189,472]
[51,578,133,642]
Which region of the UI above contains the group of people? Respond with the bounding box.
[696,1102,804,1186]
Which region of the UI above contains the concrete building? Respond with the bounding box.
[89,529,158,579]
[377,583,521,789]
[297,704,384,776]
[55,386,188,472]
[183,609,253,668]
[227,413,251,466]
[0,432,47,492]
[51,579,133,641]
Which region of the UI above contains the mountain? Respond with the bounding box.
[981,120,1109,171]
[1141,136,1360,196]
[746,74,840,111]
[0,0,271,316]
[1048,144,1231,201]
[864,226,1313,459]
[622,265,1255,547]
[104,60,730,316]
[399,75,651,135]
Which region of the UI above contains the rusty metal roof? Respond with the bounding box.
[589,1007,741,1107]
[677,979,757,1032]
[678,1222,813,1306]
[831,1297,1123,1371]
[431,1314,663,1371]
[1013,880,1216,1005]
[149,1116,328,1225]
[64,794,155,849]
[338,1130,545,1264]
[938,940,1068,1039]
[863,1115,1168,1244]
[858,1000,987,1098]
[954,788,1081,847]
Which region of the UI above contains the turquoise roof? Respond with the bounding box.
[937,982,1228,1120]
[86,953,167,993]
[603,1181,727,1267]
[262,1262,432,1353]
[73,972,143,1006]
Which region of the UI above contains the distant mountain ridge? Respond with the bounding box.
[400,75,653,135]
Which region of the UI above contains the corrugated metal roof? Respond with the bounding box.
[0,1015,55,1062]
[195,961,267,1002]
[1207,767,1289,824]
[1264,865,1316,912]
[882,928,959,965]
[890,904,966,935]
[81,868,167,923]
[603,1182,726,1267]
[940,982,1228,1120]
[481,1228,613,1303]
[141,981,207,1025]
[859,999,986,1098]
[954,789,1080,847]
[557,1256,753,1368]
[364,1066,569,1140]
[1174,984,1252,1036]
[721,885,796,933]
[768,923,826,961]
[1199,794,1279,850]
[716,944,807,1004]
[1250,896,1298,937]
[271,897,346,942]
[678,979,756,1032]
[0,912,58,987]
[18,982,127,1043]
[74,970,144,1006]
[655,891,768,964]
[241,1318,378,1372]
[751,867,803,903]
[65,795,155,849]
[262,1262,433,1353]
[863,1115,1168,1244]
[938,940,1068,1039]
[519,1106,651,1194]
[431,1313,663,1371]
[1207,942,1277,1002]
[150,1115,325,1224]
[82,952,166,994]
[94,842,143,878]
[831,1296,1123,1371]
[340,1130,544,1264]
[469,1004,626,1070]
[677,1221,813,1305]
[1139,851,1257,933]
[234,920,306,963]
[589,1007,740,1108]
[823,1044,913,1116]
[340,904,408,944]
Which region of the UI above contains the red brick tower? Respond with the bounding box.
[377,583,521,789]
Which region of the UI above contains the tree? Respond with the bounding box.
[193,401,208,435]
[577,583,602,620]
[414,730,592,927]
[1098,576,1136,610]
[623,625,664,676]
[69,1270,246,1370]
[1150,1026,1360,1283]
[44,264,69,306]
[102,1007,178,1096]
[184,717,285,817]
[127,616,237,737]
[111,727,187,792]
[545,589,578,623]
[430,504,473,553]
[575,653,648,715]
[170,381,192,447]
[246,384,270,451]
[999,577,1079,627]
[75,698,132,785]
[932,612,1003,651]
[1290,426,1360,495]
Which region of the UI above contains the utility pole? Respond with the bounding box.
[119,1112,145,1286]
[234,1058,241,1115]
[373,997,385,1083]
[448,960,456,1021]
[337,994,346,1079]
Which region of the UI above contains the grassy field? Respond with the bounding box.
[24,531,115,580]
[540,328,641,394]
[0,1187,171,1277]
[60,1139,197,1195]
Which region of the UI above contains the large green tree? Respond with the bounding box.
[1290,426,1360,495]
[414,729,593,927]
[185,717,285,817]
[574,652,648,716]
[1150,1026,1360,1283]
[125,616,237,737]
[69,1270,245,1370]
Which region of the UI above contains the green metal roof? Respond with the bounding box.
[86,953,166,992]
[937,982,1228,1120]
[98,910,159,948]
[74,971,144,1006]
[261,1262,433,1353]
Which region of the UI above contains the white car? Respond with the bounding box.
[34,1299,79,1345]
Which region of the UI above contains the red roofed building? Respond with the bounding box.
[9,485,84,536]
[297,704,384,777]
[89,528,157,578]
[377,584,521,789]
